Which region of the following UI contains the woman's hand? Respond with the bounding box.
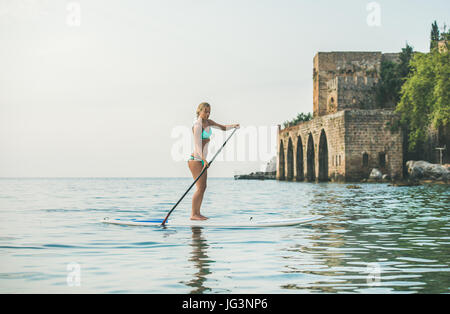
[202,159,209,169]
[233,123,240,129]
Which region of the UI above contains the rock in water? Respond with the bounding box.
[406,160,450,181]
[369,168,382,180]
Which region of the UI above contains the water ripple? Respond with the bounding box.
[0,178,448,293]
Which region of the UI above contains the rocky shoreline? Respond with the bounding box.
[234,157,277,180]
[365,160,449,185]
[234,160,449,185]
[234,171,276,180]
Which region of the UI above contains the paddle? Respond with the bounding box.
[161,127,238,226]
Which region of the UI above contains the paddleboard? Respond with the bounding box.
[101,215,323,228]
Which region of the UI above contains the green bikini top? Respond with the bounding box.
[202,126,212,139]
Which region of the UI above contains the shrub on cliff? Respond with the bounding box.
[282,112,312,129]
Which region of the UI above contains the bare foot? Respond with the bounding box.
[190,215,208,221]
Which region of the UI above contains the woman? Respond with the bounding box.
[188,102,239,221]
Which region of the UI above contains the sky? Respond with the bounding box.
[0,0,449,177]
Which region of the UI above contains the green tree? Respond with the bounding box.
[376,43,414,107]
[398,43,414,77]
[376,59,399,107]
[396,49,450,152]
[430,20,440,51]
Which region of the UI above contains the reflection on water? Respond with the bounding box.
[184,227,211,294]
[0,178,448,293]
[279,183,450,293]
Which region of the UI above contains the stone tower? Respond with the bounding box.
[313,52,400,117]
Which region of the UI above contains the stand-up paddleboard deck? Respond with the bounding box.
[101,215,323,228]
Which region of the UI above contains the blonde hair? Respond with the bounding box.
[196,102,210,118]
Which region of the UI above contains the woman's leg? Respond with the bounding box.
[187,160,208,220]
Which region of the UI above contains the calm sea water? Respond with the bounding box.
[0,178,449,293]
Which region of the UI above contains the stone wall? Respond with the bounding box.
[344,110,403,181]
[326,76,379,114]
[382,53,401,64]
[277,109,403,182]
[438,40,449,53]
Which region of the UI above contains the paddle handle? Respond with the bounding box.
[161,127,238,226]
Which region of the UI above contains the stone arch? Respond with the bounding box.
[278,139,285,180]
[318,129,329,182]
[296,135,304,181]
[306,133,315,182]
[287,137,294,181]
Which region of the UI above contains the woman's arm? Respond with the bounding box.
[208,119,240,131]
